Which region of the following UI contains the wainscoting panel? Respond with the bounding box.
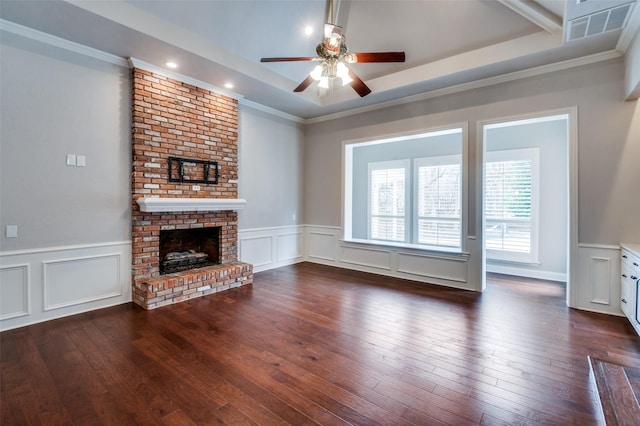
[302,226,476,291]
[341,245,391,270]
[0,241,131,331]
[239,226,304,273]
[577,244,622,315]
[589,257,611,305]
[238,234,274,269]
[0,264,30,320]
[397,252,468,283]
[43,253,121,311]
[306,226,340,263]
[277,232,303,263]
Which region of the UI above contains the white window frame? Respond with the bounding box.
[484,148,540,264]
[342,124,467,254]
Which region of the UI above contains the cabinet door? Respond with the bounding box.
[634,279,640,328]
[620,269,636,320]
[621,263,634,317]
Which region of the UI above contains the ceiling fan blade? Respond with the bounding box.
[293,76,315,93]
[348,69,371,97]
[346,52,406,63]
[260,57,316,62]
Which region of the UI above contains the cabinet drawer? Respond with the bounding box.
[621,250,640,270]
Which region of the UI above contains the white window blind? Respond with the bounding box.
[485,148,539,263]
[369,161,408,242]
[416,156,461,248]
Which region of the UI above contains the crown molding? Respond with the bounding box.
[0,19,128,67]
[0,19,302,123]
[1,17,626,126]
[304,50,622,124]
[497,0,563,36]
[128,57,243,101]
[616,2,640,52]
[238,98,305,123]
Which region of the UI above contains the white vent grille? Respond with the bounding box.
[567,2,634,41]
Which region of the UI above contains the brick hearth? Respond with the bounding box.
[131,68,252,310]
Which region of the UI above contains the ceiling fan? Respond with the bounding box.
[260,1,405,97]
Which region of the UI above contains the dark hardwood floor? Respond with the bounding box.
[2,262,639,425]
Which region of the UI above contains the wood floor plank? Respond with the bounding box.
[2,263,640,425]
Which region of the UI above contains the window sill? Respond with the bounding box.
[341,238,469,257]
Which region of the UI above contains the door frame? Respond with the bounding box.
[475,107,578,308]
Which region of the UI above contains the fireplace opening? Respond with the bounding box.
[159,227,220,275]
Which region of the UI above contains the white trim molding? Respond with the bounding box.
[0,19,129,67]
[137,197,247,213]
[128,57,242,101]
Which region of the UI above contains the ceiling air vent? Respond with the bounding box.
[566,2,634,41]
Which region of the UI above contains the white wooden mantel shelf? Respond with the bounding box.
[136,197,247,213]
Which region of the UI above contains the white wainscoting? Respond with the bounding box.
[239,226,304,273]
[576,243,623,316]
[486,263,567,283]
[0,241,132,331]
[304,225,476,291]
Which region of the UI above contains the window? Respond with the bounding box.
[368,161,408,242]
[484,148,539,263]
[415,156,461,248]
[345,127,465,252]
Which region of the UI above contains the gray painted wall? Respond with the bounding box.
[0,33,307,252]
[1,33,131,251]
[625,26,640,100]
[304,58,640,247]
[237,107,304,230]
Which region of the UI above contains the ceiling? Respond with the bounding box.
[1,0,638,120]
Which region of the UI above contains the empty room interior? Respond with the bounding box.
[1,0,640,424]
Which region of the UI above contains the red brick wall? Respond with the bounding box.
[131,68,251,309]
[131,68,238,200]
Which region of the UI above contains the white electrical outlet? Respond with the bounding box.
[76,155,86,167]
[66,154,76,166]
[6,225,17,238]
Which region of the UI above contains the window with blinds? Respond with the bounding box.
[485,148,539,263]
[344,126,464,252]
[366,155,462,249]
[416,156,462,248]
[369,161,408,241]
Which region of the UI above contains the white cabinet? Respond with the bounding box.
[621,244,640,336]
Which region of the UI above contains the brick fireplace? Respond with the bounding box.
[131,67,253,310]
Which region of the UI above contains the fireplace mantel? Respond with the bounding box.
[137,197,247,213]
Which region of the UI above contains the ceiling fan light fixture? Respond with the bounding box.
[324,24,343,56]
[310,65,323,81]
[318,76,330,89]
[336,62,352,85]
[260,5,405,98]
